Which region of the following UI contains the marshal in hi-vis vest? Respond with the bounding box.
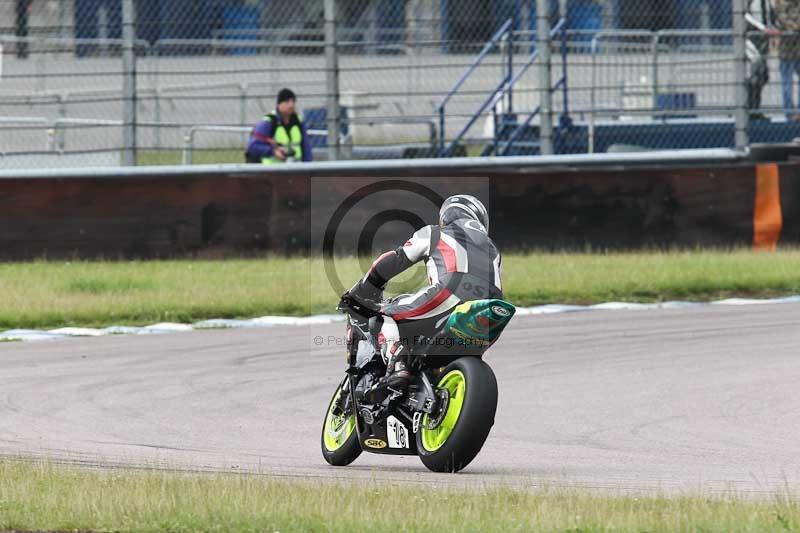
[263,112,303,164]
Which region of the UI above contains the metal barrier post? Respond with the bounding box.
[183,129,194,165]
[56,93,67,150]
[492,107,499,156]
[121,0,137,166]
[536,0,553,155]
[589,36,598,153]
[733,0,749,150]
[239,83,247,127]
[438,108,445,156]
[559,0,569,121]
[507,26,514,115]
[651,33,660,112]
[154,88,162,149]
[324,0,341,161]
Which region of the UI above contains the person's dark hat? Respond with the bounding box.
[277,88,296,104]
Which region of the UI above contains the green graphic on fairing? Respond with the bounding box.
[444,299,516,347]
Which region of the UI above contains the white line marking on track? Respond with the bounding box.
[3,297,800,342]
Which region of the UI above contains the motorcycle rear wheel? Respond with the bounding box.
[416,357,498,473]
[320,377,362,466]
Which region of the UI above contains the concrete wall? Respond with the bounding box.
[0,149,795,259]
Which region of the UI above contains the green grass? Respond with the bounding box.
[0,461,798,532]
[138,149,244,166]
[1,250,799,330]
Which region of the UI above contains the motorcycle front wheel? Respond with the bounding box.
[320,377,362,466]
[416,357,498,473]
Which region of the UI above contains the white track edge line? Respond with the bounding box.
[3,296,800,343]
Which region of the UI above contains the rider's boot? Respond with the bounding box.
[385,341,412,387]
[365,342,411,403]
[384,358,412,390]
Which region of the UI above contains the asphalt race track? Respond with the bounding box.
[2,303,799,495]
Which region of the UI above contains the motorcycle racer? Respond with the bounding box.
[346,195,503,400]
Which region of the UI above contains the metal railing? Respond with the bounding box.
[588,29,736,153]
[51,118,124,151]
[0,18,758,163]
[494,19,568,156]
[0,116,124,152]
[437,17,569,158]
[499,78,568,156]
[436,18,514,156]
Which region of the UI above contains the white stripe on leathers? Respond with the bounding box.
[439,232,469,272]
[404,293,462,320]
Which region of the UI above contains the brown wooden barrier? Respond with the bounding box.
[0,151,797,259]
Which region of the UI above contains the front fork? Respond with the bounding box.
[343,367,363,431]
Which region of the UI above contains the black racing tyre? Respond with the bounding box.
[416,357,498,473]
[320,377,362,466]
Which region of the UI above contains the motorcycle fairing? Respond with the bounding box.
[357,408,419,455]
[444,299,516,349]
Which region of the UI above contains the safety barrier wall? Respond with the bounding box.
[0,148,797,260]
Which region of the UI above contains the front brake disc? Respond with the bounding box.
[424,388,450,430]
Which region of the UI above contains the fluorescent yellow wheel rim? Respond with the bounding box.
[420,370,466,452]
[323,384,356,452]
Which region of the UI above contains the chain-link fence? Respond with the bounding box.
[1,0,798,168]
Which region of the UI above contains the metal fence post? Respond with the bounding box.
[589,36,598,153]
[507,26,513,115]
[121,0,137,166]
[324,0,341,161]
[733,0,749,151]
[651,33,659,112]
[559,0,569,121]
[536,0,553,155]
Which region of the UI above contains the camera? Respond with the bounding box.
[278,144,296,160]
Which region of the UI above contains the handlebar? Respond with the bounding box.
[337,293,382,318]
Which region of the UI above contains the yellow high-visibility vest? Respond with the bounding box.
[262,112,304,164]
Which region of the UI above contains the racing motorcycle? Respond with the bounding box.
[320,293,515,473]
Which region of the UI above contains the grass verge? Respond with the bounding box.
[0,461,798,532]
[1,250,799,330]
[138,149,244,166]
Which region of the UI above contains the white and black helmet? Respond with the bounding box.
[439,194,490,232]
